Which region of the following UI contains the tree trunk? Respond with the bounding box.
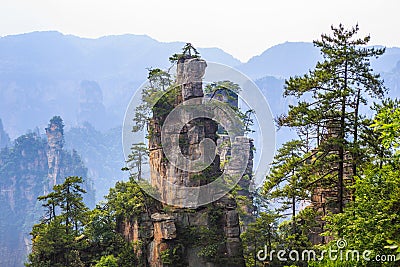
[66,185,70,235]
[292,194,296,235]
[353,88,361,178]
[338,54,348,214]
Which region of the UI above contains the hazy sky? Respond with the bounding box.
[1,0,399,62]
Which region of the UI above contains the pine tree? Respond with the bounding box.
[132,68,173,132]
[322,101,400,264]
[27,177,89,266]
[263,140,310,232]
[127,142,148,180]
[278,24,386,213]
[169,42,200,63]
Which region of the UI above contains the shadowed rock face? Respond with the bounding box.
[120,57,249,266]
[0,117,95,267]
[46,120,63,188]
[78,80,108,131]
[0,133,48,267]
[176,58,207,101]
[149,57,221,207]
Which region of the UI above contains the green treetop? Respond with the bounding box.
[278,24,386,213]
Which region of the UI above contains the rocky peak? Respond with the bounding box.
[176,58,207,101]
[45,116,64,187]
[0,118,10,149]
[122,54,251,266]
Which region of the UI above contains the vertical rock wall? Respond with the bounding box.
[45,121,63,188]
[308,125,354,244]
[149,57,221,207]
[125,57,251,266]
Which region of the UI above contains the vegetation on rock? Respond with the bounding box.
[25,25,400,267]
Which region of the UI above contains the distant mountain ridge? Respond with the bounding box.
[0,31,242,138]
[239,42,400,79]
[1,31,400,164]
[0,31,241,82]
[1,31,400,139]
[239,42,322,78]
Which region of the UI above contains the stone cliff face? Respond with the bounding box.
[308,125,354,245]
[121,56,254,266]
[46,119,63,188]
[0,117,95,267]
[149,58,221,207]
[218,135,255,230]
[78,80,109,131]
[0,133,47,267]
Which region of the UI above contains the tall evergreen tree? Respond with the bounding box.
[126,142,148,180]
[263,140,310,232]
[319,101,400,266]
[278,24,386,212]
[28,177,89,267]
[132,68,173,132]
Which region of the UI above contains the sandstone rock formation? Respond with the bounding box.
[0,117,94,267]
[120,55,254,266]
[46,117,64,188]
[78,80,108,131]
[308,125,354,245]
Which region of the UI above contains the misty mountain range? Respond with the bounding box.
[1,31,400,137]
[1,31,400,200]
